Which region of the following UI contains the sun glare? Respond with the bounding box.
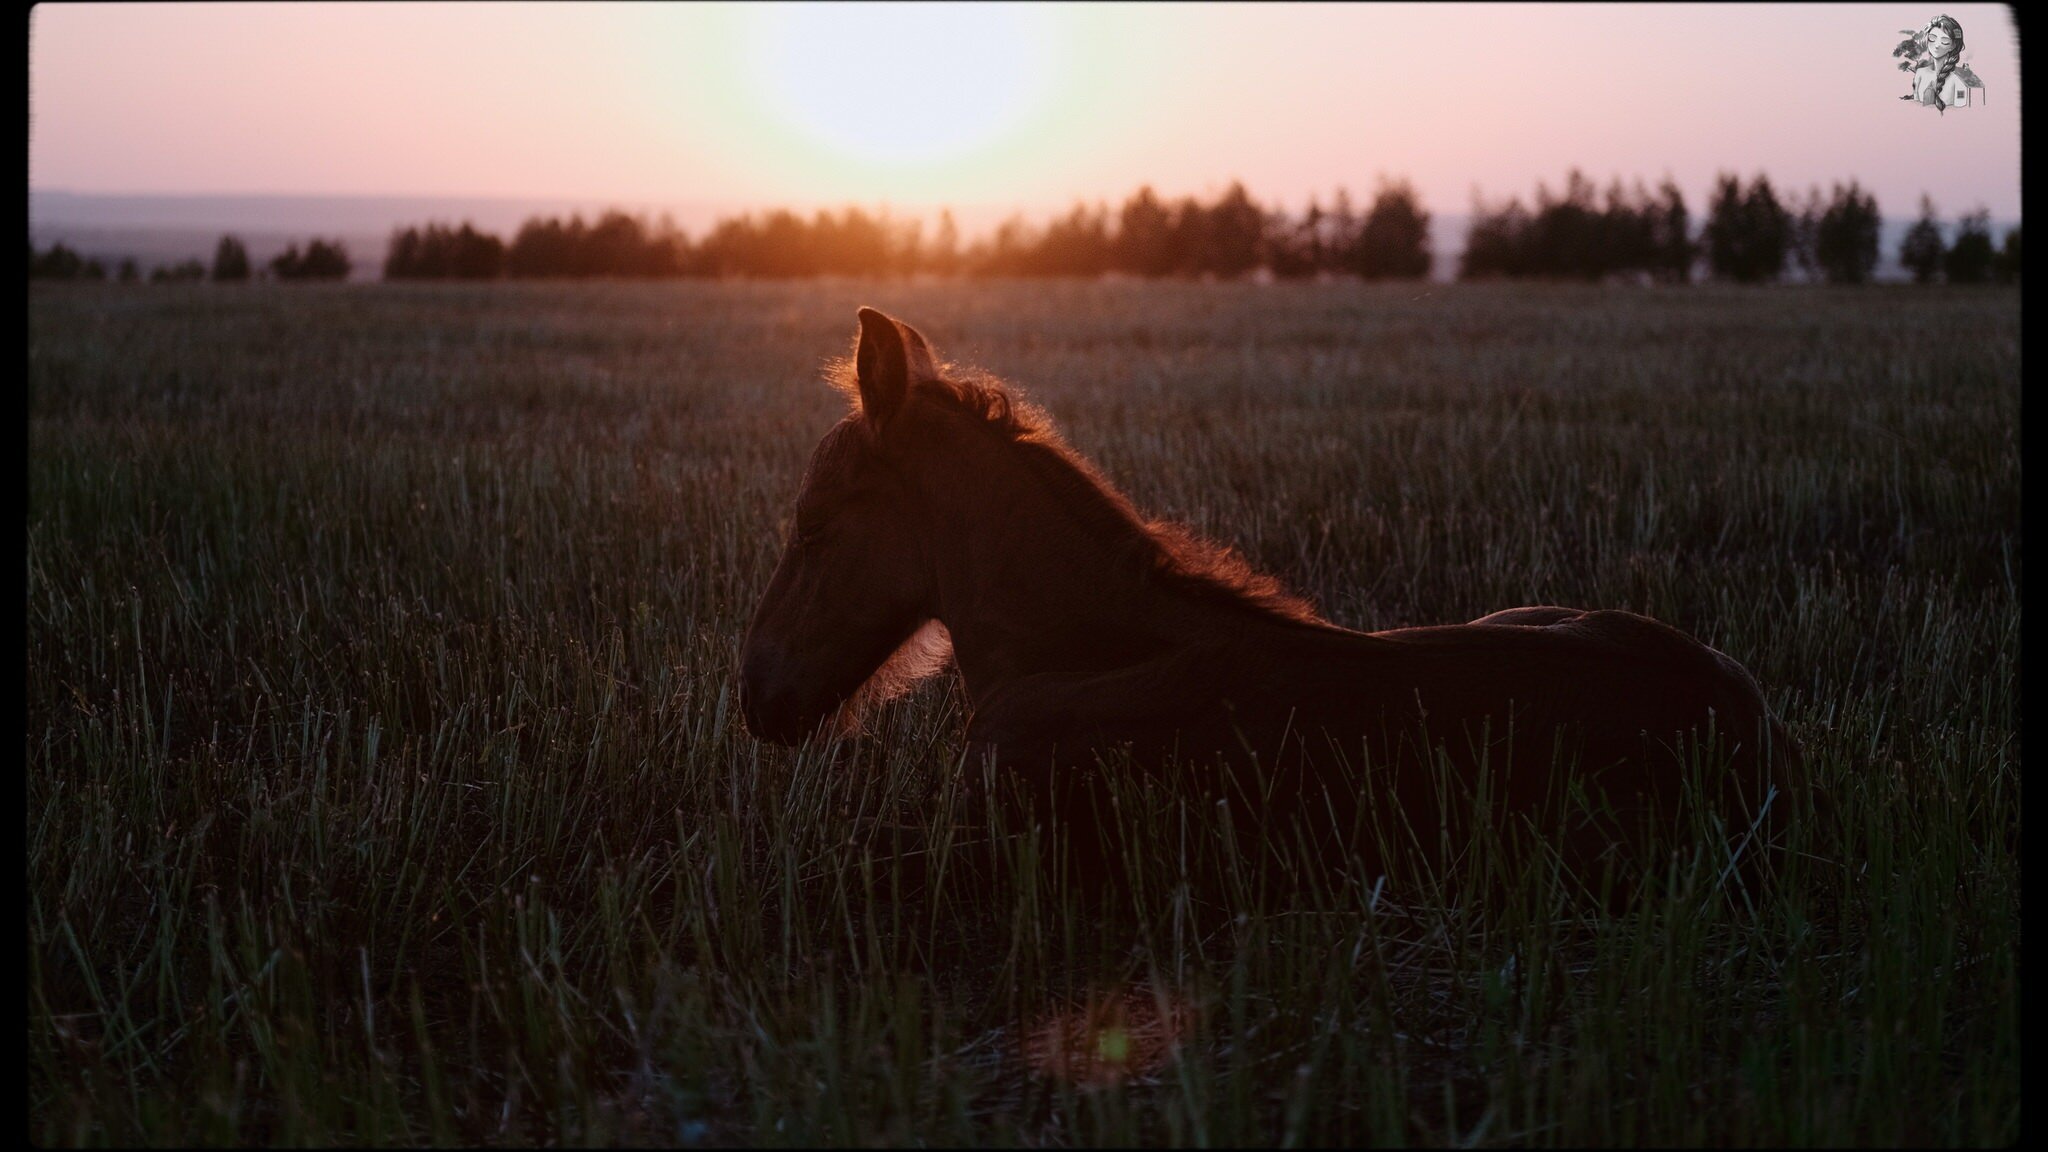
[745,3,1055,167]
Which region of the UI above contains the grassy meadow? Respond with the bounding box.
[27,280,2019,1145]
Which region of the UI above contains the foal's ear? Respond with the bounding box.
[854,307,940,428]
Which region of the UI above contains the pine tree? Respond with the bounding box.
[1813,181,1881,284]
[211,235,251,282]
[1352,179,1432,279]
[1898,196,1946,284]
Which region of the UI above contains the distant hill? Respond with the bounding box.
[29,190,747,235]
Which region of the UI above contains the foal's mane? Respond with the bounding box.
[828,358,1324,626]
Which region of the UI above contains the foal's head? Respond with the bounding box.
[739,308,953,744]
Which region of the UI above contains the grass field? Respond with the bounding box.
[27,280,2019,1145]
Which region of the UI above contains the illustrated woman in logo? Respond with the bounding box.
[1895,15,1982,112]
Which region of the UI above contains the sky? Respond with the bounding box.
[28,2,2023,224]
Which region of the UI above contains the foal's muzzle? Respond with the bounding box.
[739,642,831,746]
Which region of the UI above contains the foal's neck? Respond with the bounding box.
[911,425,1287,698]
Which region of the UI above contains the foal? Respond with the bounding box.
[741,309,1805,885]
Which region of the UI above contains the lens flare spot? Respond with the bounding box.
[1025,985,1189,1088]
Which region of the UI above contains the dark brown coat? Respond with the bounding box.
[741,309,1805,884]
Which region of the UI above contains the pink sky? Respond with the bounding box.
[28,2,2022,220]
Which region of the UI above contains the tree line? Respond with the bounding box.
[28,234,352,283]
[1463,171,2018,284]
[29,177,2020,285]
[380,182,1439,282]
[381,176,2015,285]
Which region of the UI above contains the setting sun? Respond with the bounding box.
[743,3,1058,167]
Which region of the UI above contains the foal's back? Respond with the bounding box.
[1341,607,1799,881]
[984,604,1799,881]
